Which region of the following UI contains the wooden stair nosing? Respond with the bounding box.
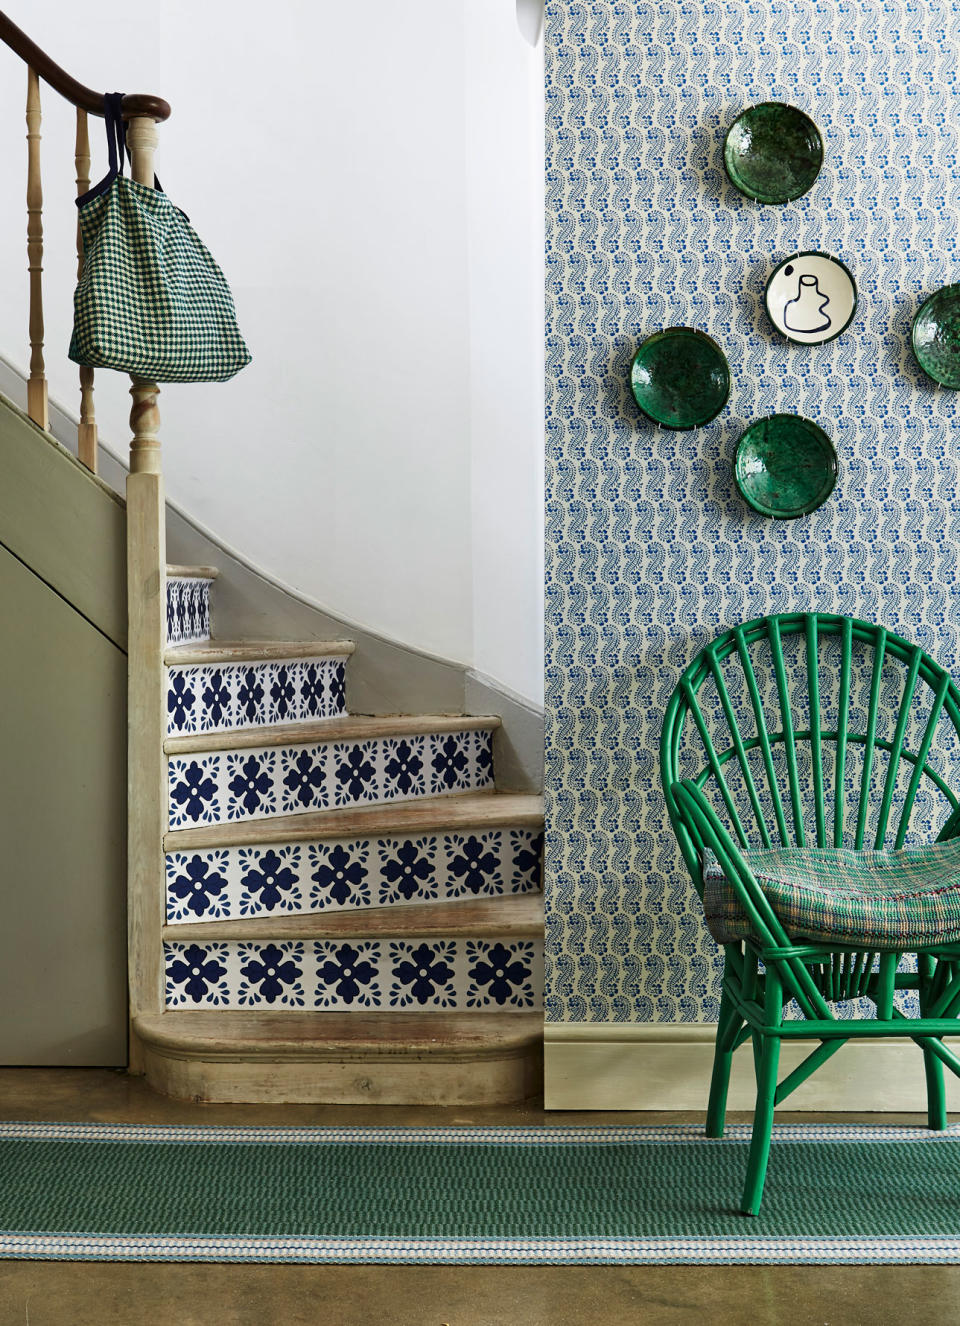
[165,640,356,666]
[162,891,544,944]
[164,791,542,851]
[134,1010,544,1062]
[164,713,502,756]
[166,564,219,579]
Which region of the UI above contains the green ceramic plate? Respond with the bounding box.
[630,327,730,430]
[724,103,823,205]
[912,285,960,389]
[734,414,838,519]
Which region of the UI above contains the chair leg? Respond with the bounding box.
[924,1045,947,1131]
[741,1032,780,1217]
[706,984,741,1139]
[918,956,948,1131]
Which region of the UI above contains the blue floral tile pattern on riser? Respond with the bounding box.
[164,938,543,1011]
[545,0,960,1026]
[166,578,212,646]
[166,658,348,736]
[165,829,543,923]
[167,730,495,829]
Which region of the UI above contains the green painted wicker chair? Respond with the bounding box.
[660,612,960,1214]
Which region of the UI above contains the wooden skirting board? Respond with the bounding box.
[544,1023,960,1112]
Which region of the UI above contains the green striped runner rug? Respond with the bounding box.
[2,1122,960,1264]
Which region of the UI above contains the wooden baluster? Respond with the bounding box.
[25,66,48,431]
[125,112,166,1068]
[75,107,97,472]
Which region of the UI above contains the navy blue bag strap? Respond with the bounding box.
[76,92,163,207]
[105,92,126,178]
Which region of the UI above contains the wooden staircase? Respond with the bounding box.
[0,18,544,1103]
[131,568,544,1103]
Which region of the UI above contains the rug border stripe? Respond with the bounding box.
[1,1233,959,1265]
[0,1121,957,1145]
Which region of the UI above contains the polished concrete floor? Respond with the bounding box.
[0,1068,957,1326]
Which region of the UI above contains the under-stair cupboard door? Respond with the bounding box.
[0,542,126,1064]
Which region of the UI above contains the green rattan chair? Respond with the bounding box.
[660,612,960,1214]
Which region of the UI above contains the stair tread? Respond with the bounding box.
[163,892,543,943]
[166,564,219,579]
[165,713,501,755]
[165,791,542,850]
[166,640,355,666]
[135,1009,543,1058]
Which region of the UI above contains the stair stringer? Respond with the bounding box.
[0,357,543,794]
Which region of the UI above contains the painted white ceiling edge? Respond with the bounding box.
[0,0,544,707]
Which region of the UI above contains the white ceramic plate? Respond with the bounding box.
[765,252,857,345]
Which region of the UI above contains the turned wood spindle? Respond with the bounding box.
[75,107,97,473]
[126,115,161,475]
[25,66,48,432]
[124,109,168,1055]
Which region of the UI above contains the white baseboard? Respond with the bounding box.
[544,1023,960,1112]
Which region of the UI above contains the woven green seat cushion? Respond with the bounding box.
[702,838,960,949]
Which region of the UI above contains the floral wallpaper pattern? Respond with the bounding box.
[544,0,960,1023]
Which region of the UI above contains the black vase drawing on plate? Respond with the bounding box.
[782,268,832,335]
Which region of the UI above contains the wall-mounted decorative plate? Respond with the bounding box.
[765,252,857,346]
[734,414,838,518]
[912,285,960,389]
[629,327,730,430]
[724,103,823,205]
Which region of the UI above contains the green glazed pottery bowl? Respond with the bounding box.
[630,327,730,430]
[724,103,823,205]
[912,285,960,389]
[734,414,838,518]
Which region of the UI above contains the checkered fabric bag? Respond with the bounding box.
[701,837,960,949]
[69,94,250,384]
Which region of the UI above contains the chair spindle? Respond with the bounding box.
[874,646,922,848]
[806,614,826,847]
[768,617,806,846]
[834,616,853,846]
[735,627,790,846]
[706,650,771,848]
[855,627,887,849]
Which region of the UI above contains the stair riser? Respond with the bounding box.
[167,730,494,830]
[138,1044,543,1106]
[166,578,213,646]
[164,938,543,1012]
[166,658,347,738]
[166,829,543,923]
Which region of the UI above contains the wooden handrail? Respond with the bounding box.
[0,11,170,122]
[2,8,170,472]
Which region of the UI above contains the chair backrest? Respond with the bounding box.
[661,613,960,884]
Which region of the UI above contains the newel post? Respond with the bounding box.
[125,112,166,1069]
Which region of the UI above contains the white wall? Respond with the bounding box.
[465,0,545,705]
[0,0,543,704]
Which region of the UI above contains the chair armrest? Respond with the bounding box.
[669,779,790,950]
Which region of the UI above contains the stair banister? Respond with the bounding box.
[125,113,168,1066]
[0,9,170,471]
[2,11,171,1062]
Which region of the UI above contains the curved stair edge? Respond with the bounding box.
[133,1011,544,1105]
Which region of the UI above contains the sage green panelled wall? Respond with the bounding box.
[0,544,127,1064]
[0,393,127,1065]
[543,0,960,1027]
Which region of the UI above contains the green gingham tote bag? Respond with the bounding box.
[69,94,251,383]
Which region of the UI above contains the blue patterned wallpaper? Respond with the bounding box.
[544,0,960,1024]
